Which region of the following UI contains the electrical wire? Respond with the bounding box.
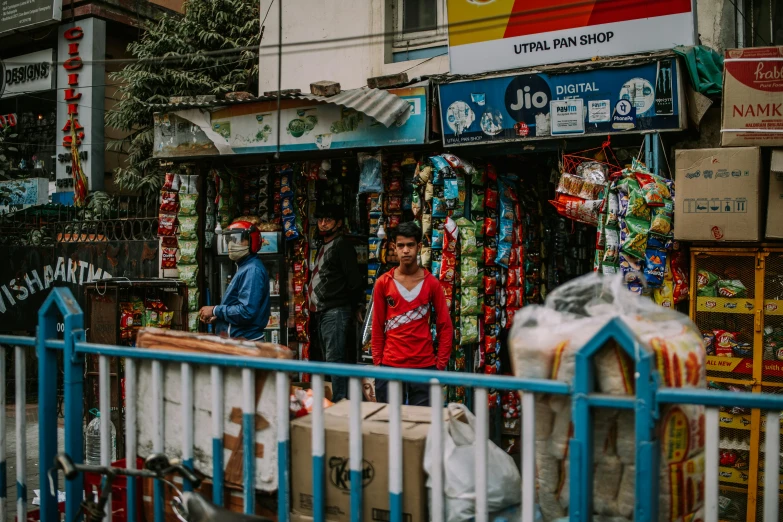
[1,0,648,67]
[726,0,770,46]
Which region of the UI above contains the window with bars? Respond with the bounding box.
[392,0,446,49]
[735,0,782,47]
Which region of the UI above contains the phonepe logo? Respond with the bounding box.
[504,75,551,125]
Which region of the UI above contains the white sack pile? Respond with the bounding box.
[509,273,706,522]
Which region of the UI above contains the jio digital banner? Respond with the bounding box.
[438,58,685,146]
[447,0,696,75]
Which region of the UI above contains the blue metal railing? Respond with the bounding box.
[1,287,782,521]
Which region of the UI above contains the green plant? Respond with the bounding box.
[106,0,260,200]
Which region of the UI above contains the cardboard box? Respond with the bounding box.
[722,47,783,147]
[674,147,763,241]
[767,150,783,239]
[291,400,454,522]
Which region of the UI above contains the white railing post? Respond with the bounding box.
[430,381,444,522]
[704,407,720,522]
[764,410,780,521]
[388,380,403,522]
[521,392,536,522]
[349,377,363,519]
[14,346,24,522]
[474,387,488,522]
[99,355,112,521]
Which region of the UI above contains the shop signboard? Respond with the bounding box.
[446,0,696,75]
[438,58,684,146]
[153,85,429,158]
[0,0,61,35]
[55,18,106,192]
[0,241,159,333]
[0,49,56,98]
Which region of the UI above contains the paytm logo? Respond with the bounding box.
[504,74,551,125]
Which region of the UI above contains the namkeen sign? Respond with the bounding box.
[446,0,696,75]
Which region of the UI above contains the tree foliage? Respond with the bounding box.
[106,0,260,197]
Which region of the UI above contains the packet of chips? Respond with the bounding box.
[457,218,479,256]
[178,265,198,286]
[430,156,451,185]
[697,269,719,297]
[717,280,748,298]
[620,217,649,259]
[650,206,673,235]
[626,188,651,221]
[178,240,198,265]
[461,316,479,345]
[161,247,178,269]
[643,248,667,287]
[187,289,199,311]
[179,216,199,240]
[158,213,178,237]
[460,257,481,286]
[461,287,481,315]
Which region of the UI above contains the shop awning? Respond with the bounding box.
[153,82,429,159]
[297,87,412,128]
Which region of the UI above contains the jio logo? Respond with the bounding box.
[504,74,551,125]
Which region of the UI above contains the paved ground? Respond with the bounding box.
[5,405,65,521]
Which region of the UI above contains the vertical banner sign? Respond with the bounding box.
[446,0,696,75]
[56,18,106,192]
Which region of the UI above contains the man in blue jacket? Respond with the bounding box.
[199,221,270,341]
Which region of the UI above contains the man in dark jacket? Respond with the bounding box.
[199,221,270,340]
[308,204,364,401]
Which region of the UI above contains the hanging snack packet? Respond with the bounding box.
[358,153,383,194]
[460,257,481,286]
[443,217,459,254]
[697,269,720,297]
[619,252,644,285]
[643,248,667,287]
[158,213,177,237]
[432,225,444,250]
[179,216,199,240]
[472,166,486,186]
[160,191,179,213]
[440,254,457,283]
[283,215,299,240]
[626,188,651,221]
[461,316,479,345]
[461,287,481,315]
[499,219,514,244]
[650,205,673,235]
[577,180,606,201]
[556,173,584,197]
[444,178,459,201]
[718,280,748,298]
[484,186,499,209]
[430,156,451,185]
[457,218,479,255]
[161,246,177,269]
[432,196,447,218]
[496,243,511,268]
[368,238,382,261]
[179,174,200,195]
[471,189,485,212]
[483,217,498,237]
[603,226,620,265]
[620,217,649,259]
[179,240,199,265]
[163,172,180,192]
[178,265,198,286]
[606,190,620,228]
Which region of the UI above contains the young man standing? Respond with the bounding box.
[308,204,364,402]
[372,222,453,406]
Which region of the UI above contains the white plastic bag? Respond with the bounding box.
[424,403,521,522]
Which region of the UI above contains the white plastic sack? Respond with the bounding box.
[424,403,521,522]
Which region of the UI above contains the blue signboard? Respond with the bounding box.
[438,58,683,146]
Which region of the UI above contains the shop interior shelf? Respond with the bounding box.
[719,412,754,431]
[719,466,751,486]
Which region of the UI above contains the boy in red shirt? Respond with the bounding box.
[372,222,453,406]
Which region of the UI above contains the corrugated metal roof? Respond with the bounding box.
[298,87,412,128]
[152,87,413,127]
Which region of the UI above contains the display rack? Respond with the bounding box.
[690,247,783,521]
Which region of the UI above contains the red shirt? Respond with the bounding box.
[371,268,453,371]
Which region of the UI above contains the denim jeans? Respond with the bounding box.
[317,305,351,402]
[375,365,437,406]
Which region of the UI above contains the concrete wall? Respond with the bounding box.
[257,0,448,94]
[696,0,736,52]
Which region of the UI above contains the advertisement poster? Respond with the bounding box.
[439,59,684,146]
[0,0,61,35]
[154,85,428,158]
[446,0,696,75]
